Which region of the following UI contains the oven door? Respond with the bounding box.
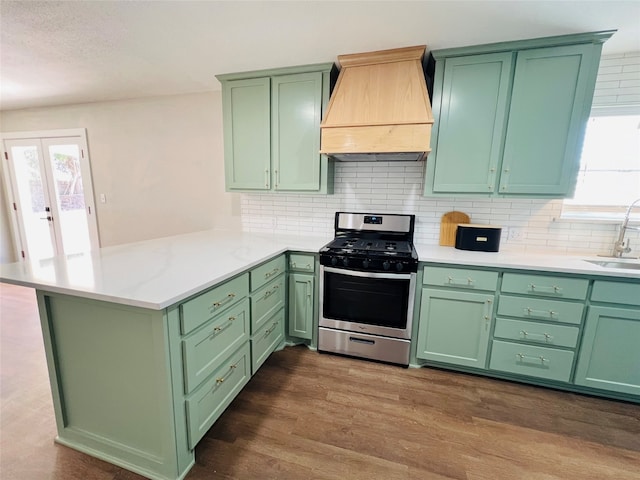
[319,266,416,339]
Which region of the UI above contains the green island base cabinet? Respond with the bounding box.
[216,63,337,194]
[413,263,640,404]
[35,252,318,480]
[424,30,615,198]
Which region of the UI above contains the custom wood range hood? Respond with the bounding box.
[320,45,434,161]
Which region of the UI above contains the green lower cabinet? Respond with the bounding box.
[251,308,285,374]
[416,288,494,368]
[288,273,314,340]
[489,340,575,382]
[574,306,640,396]
[185,342,251,449]
[251,274,285,333]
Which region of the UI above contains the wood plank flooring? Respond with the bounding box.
[1,283,638,479]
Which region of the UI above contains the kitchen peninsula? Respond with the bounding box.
[1,229,638,480]
[0,230,328,480]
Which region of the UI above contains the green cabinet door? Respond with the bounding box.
[499,44,596,195]
[416,288,494,368]
[431,53,512,193]
[288,273,314,340]
[222,77,271,190]
[272,72,323,191]
[574,306,640,396]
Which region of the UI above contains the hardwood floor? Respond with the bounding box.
[1,283,638,480]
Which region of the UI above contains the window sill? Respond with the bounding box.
[557,211,640,224]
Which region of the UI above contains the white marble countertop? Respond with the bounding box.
[2,230,638,310]
[414,243,640,280]
[0,229,330,310]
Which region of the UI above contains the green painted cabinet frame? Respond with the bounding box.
[425,30,614,198]
[217,63,335,194]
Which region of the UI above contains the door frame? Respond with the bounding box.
[1,128,100,261]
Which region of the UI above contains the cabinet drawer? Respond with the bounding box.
[251,274,285,333]
[182,299,250,394]
[489,340,574,382]
[497,295,584,325]
[180,273,249,335]
[185,342,251,449]
[423,265,499,291]
[251,308,285,374]
[591,280,640,307]
[289,253,315,273]
[494,318,579,348]
[501,273,588,300]
[251,255,286,292]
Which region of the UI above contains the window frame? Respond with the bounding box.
[560,104,640,224]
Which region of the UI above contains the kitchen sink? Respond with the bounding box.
[584,259,640,270]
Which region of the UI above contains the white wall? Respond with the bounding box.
[0,92,241,255]
[240,53,640,255]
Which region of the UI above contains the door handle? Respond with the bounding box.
[40,216,53,221]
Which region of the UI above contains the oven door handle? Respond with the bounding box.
[322,266,414,280]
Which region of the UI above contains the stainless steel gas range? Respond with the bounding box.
[318,212,419,366]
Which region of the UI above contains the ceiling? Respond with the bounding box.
[1,1,639,111]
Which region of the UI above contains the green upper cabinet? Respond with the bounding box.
[272,73,322,191]
[425,31,614,198]
[222,78,271,190]
[217,63,335,193]
[431,53,513,193]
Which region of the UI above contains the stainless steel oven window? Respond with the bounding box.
[319,266,416,340]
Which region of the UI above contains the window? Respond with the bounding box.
[562,106,640,221]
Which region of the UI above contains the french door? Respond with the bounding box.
[2,129,99,261]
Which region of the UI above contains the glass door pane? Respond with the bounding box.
[43,142,91,255]
[6,143,57,260]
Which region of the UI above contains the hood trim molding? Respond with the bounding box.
[320,45,434,160]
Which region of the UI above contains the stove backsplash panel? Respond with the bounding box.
[240,161,638,256]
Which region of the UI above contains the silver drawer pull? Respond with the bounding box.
[447,276,475,286]
[211,293,236,309]
[524,308,557,319]
[213,362,239,388]
[264,268,280,279]
[264,321,279,337]
[528,284,562,295]
[519,330,554,343]
[516,353,549,365]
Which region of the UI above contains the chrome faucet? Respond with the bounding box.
[612,197,640,258]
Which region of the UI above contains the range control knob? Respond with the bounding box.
[396,262,404,272]
[362,259,369,269]
[343,257,349,267]
[330,256,338,267]
[382,261,391,271]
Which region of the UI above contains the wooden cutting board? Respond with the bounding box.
[439,211,470,246]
